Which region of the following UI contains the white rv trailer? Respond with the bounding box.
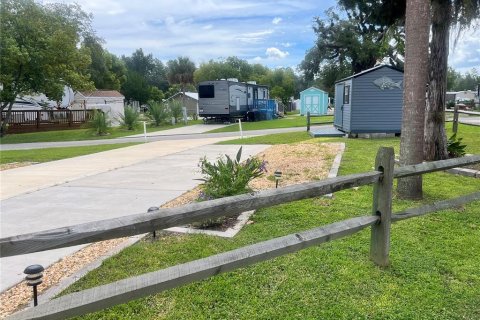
[198,79,269,121]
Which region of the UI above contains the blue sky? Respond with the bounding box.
[54,0,479,73]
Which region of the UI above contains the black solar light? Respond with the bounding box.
[147,207,159,238]
[274,170,282,188]
[24,264,44,306]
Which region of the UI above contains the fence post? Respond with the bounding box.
[370,147,395,267]
[306,111,310,131]
[68,110,73,127]
[36,111,40,129]
[452,104,459,134]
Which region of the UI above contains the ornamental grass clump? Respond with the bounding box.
[119,105,140,130]
[148,101,170,126]
[87,109,111,136]
[195,147,267,227]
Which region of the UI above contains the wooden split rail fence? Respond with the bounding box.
[445,107,480,133]
[3,149,480,320]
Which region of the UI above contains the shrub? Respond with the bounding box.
[169,100,183,123]
[148,101,170,126]
[87,109,110,136]
[446,101,455,109]
[195,147,266,227]
[119,105,140,130]
[198,147,266,199]
[447,134,467,158]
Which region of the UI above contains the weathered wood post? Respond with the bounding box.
[306,111,311,131]
[68,110,73,127]
[370,147,395,266]
[36,111,40,129]
[452,104,459,134]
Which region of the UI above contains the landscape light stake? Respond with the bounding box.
[24,264,44,306]
[147,207,159,238]
[274,170,282,188]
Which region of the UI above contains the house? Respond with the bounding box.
[299,87,329,116]
[165,91,199,116]
[72,90,125,125]
[446,90,479,103]
[334,65,404,134]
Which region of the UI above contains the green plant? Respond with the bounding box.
[446,101,455,109]
[119,105,140,130]
[86,110,111,136]
[198,147,266,199]
[169,100,183,123]
[195,147,266,227]
[447,133,467,158]
[148,101,170,126]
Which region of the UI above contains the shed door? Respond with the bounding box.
[334,83,344,128]
[312,95,319,114]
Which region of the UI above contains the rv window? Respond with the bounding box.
[199,85,215,98]
[343,85,350,104]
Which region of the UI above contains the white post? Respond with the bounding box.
[238,119,243,139]
[143,121,147,142]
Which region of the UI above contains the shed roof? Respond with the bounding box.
[300,86,328,94]
[336,65,403,83]
[166,91,198,101]
[78,90,124,98]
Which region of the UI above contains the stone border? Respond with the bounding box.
[165,210,255,238]
[324,143,346,198]
[446,167,480,178]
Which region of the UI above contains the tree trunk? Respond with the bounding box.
[0,101,15,137]
[424,0,450,161]
[397,0,430,200]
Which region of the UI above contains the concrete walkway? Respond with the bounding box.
[0,125,330,151]
[0,138,269,291]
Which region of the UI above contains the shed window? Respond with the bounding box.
[343,85,350,104]
[199,85,215,98]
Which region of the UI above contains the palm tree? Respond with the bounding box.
[397,0,430,199]
[166,57,196,106]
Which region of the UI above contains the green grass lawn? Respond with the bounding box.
[205,115,333,133]
[0,120,202,144]
[0,143,139,165]
[60,124,479,320]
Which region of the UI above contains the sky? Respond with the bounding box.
[51,0,479,73]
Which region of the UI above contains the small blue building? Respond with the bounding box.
[300,87,329,116]
[334,65,404,134]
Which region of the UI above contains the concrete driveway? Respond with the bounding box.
[0,139,269,292]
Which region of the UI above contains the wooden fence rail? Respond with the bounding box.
[445,107,480,133]
[2,156,480,258]
[6,149,480,320]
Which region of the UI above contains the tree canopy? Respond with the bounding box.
[0,0,94,135]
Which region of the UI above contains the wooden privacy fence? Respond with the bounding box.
[1,110,95,133]
[4,149,480,320]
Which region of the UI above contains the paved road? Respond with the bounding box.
[0,125,328,151]
[0,139,269,292]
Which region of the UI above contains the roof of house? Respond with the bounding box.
[336,65,404,83]
[77,90,124,98]
[166,92,198,101]
[300,86,328,94]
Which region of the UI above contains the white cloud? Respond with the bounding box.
[266,47,289,59]
[281,42,293,48]
[272,17,282,24]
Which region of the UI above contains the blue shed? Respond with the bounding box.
[334,65,404,134]
[300,87,329,116]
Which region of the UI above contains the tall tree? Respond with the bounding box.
[424,0,480,160]
[167,57,196,104]
[397,0,430,199]
[0,0,94,136]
